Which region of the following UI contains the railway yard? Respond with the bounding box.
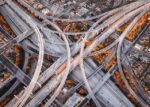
[0,0,150,107]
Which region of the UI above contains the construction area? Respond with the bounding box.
[0,0,149,107]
